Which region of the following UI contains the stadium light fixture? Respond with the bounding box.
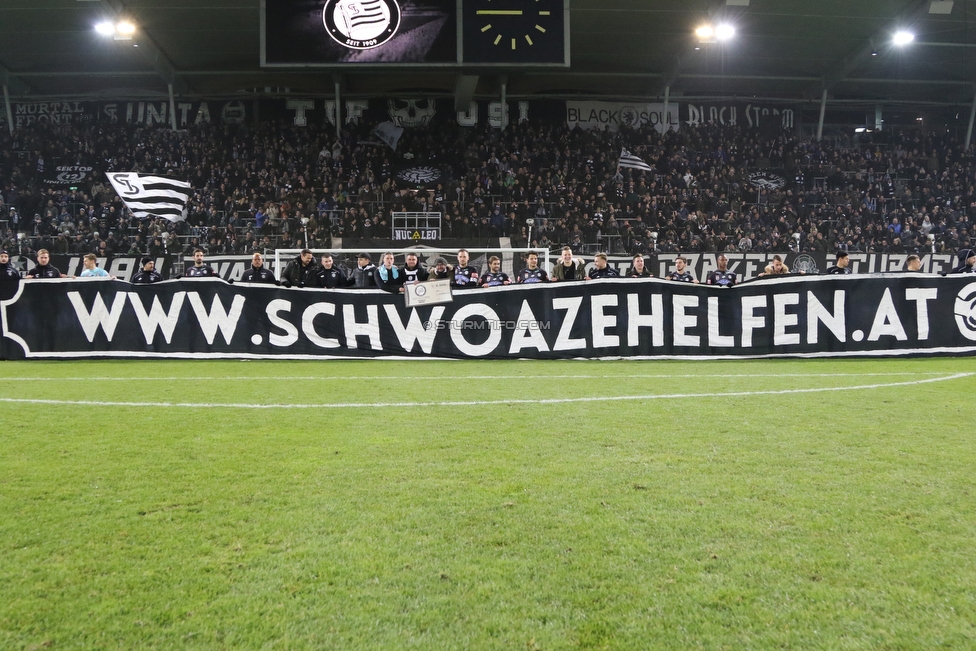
[892,30,915,46]
[695,25,715,40]
[715,23,735,41]
[94,19,137,40]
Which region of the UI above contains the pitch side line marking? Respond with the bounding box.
[2,372,951,381]
[0,373,971,409]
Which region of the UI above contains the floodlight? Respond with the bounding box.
[715,24,735,41]
[95,21,115,36]
[116,21,136,35]
[695,25,714,40]
[893,30,915,46]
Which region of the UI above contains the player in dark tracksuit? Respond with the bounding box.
[516,252,549,284]
[185,248,219,278]
[451,249,480,289]
[26,249,64,279]
[240,252,278,284]
[481,256,511,287]
[131,257,163,284]
[309,254,350,288]
[705,254,737,287]
[0,249,21,300]
[666,256,698,283]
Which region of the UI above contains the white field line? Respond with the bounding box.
[0,373,970,410]
[1,372,952,381]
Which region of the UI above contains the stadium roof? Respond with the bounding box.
[1,0,975,107]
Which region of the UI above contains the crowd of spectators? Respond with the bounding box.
[1,115,975,261]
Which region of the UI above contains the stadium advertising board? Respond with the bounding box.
[3,276,975,360]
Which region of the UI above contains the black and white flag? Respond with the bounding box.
[107,172,191,223]
[372,121,404,151]
[617,148,655,173]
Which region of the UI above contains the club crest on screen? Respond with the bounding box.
[322,0,401,50]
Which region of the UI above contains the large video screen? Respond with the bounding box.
[262,0,458,66]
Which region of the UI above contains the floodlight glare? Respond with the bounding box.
[94,21,115,36]
[715,23,735,40]
[893,30,915,46]
[116,21,136,35]
[695,25,714,39]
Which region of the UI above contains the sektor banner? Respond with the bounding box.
[3,276,976,360]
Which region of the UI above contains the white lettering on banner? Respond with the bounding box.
[552,296,586,351]
[509,301,549,354]
[807,290,846,345]
[68,291,128,343]
[343,304,382,350]
[627,293,664,347]
[457,102,478,127]
[384,305,444,354]
[345,100,367,125]
[449,303,502,357]
[187,293,245,346]
[267,299,299,347]
[867,288,907,341]
[302,303,340,349]
[905,288,937,340]
[194,102,211,125]
[145,102,167,126]
[106,258,137,282]
[673,295,700,347]
[686,104,794,129]
[566,101,679,133]
[773,293,801,346]
[286,99,315,126]
[707,296,735,347]
[740,295,767,348]
[128,291,186,345]
[591,294,620,348]
[7,101,85,127]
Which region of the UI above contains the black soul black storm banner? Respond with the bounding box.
[3,276,976,360]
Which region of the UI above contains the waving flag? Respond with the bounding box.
[617,148,655,173]
[107,172,191,222]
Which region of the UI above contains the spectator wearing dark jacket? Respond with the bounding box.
[352,252,377,288]
[281,249,316,287]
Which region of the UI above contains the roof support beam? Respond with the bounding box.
[0,60,30,95]
[97,0,190,94]
[454,75,479,113]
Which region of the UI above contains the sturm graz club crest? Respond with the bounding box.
[954,282,976,342]
[323,0,401,50]
[397,166,442,186]
[748,171,787,190]
[791,254,819,275]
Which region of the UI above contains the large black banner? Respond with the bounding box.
[3,276,976,360]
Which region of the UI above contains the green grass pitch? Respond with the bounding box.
[1,357,975,650]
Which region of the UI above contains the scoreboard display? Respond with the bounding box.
[261,0,569,66]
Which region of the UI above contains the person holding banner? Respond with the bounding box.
[78,253,113,279]
[949,248,975,274]
[627,254,653,278]
[131,257,163,284]
[452,249,480,289]
[309,253,349,288]
[666,256,698,283]
[185,248,219,278]
[551,246,585,281]
[516,252,549,284]
[400,252,428,284]
[586,253,619,280]
[240,252,278,284]
[0,249,20,299]
[374,252,405,293]
[26,250,66,279]
[706,254,737,287]
[825,251,852,275]
[481,256,511,287]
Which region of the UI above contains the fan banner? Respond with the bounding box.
[2,276,975,360]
